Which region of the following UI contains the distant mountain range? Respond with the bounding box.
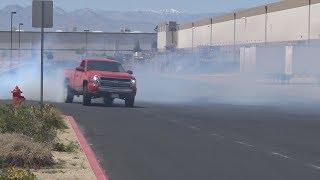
[0,5,219,33]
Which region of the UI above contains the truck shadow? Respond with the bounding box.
[73,101,145,109]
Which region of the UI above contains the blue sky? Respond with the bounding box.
[1,0,278,13]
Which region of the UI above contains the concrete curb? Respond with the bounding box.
[67,116,108,180]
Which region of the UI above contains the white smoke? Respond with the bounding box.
[2,45,320,106]
[133,46,320,106]
[0,58,65,102]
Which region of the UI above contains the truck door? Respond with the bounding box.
[74,60,85,91]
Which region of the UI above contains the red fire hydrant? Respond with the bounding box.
[11,86,25,106]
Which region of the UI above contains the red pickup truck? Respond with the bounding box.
[64,58,137,107]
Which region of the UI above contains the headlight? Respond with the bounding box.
[90,75,101,86]
[130,79,137,86]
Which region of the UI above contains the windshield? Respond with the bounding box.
[87,61,126,72]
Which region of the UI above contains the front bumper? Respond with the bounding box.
[99,86,135,94]
[88,82,136,98]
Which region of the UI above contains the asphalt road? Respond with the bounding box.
[54,101,320,180]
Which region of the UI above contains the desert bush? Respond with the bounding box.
[54,141,78,153]
[0,133,54,168]
[0,104,66,142]
[0,167,36,180]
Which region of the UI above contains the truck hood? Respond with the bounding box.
[87,70,133,79]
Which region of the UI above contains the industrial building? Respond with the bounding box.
[156,0,320,76]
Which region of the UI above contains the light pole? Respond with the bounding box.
[84,30,90,57]
[18,23,23,61]
[10,11,16,65]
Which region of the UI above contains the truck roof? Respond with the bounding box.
[82,58,118,63]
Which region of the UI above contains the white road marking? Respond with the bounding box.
[188,125,200,131]
[209,133,224,138]
[168,120,178,123]
[271,152,291,159]
[234,141,255,148]
[169,121,320,172]
[307,164,320,170]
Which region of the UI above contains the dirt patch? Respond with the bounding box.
[33,117,96,180]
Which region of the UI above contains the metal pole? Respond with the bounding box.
[233,12,236,62]
[18,25,21,50]
[265,5,268,46]
[11,13,13,64]
[308,0,311,46]
[40,1,44,109]
[19,23,23,62]
[85,31,88,57]
[18,23,23,50]
[191,23,194,52]
[10,12,16,66]
[84,30,89,57]
[210,18,213,46]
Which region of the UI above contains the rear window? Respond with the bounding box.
[87,61,125,72]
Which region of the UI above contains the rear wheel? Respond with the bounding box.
[64,81,74,103]
[82,84,91,106]
[103,96,114,106]
[125,95,135,108]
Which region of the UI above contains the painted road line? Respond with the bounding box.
[68,116,108,180]
[307,164,320,171]
[271,152,291,159]
[234,141,255,148]
[188,125,201,131]
[168,119,178,123]
[209,133,224,139]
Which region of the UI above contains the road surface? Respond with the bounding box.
[53,101,320,180]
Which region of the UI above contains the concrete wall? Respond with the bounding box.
[177,28,193,49]
[0,31,156,51]
[0,31,156,61]
[310,2,320,39]
[213,20,235,46]
[194,24,211,47]
[157,31,167,50]
[236,14,265,44]
[267,6,309,42]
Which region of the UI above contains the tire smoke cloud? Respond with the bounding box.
[133,47,320,106]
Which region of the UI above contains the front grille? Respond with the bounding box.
[100,78,131,88]
[100,77,130,82]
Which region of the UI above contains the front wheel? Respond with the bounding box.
[82,84,91,106]
[125,96,135,108]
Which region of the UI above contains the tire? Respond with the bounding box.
[82,84,91,106]
[64,82,74,103]
[103,96,114,106]
[125,95,135,108]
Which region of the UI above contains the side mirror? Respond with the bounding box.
[76,67,84,72]
[127,70,133,75]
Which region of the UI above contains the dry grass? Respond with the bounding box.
[0,167,36,180]
[0,133,54,169]
[0,104,67,142]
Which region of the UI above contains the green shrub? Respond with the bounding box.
[54,141,78,153]
[0,167,36,180]
[0,104,67,142]
[0,133,54,168]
